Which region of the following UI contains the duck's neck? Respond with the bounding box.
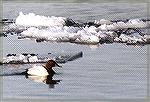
[43,65,56,75]
[44,66,55,75]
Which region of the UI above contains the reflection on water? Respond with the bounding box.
[26,75,61,89]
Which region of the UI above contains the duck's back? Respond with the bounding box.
[27,65,49,76]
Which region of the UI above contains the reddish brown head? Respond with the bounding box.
[45,60,62,69]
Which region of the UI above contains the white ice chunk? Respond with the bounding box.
[28,56,38,62]
[94,19,112,25]
[127,19,147,28]
[16,12,67,27]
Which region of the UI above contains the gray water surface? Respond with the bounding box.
[1,2,148,100]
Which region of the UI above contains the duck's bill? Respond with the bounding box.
[55,63,62,67]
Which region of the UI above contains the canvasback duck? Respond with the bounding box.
[24,60,62,76]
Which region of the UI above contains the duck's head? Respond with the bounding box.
[45,60,62,69]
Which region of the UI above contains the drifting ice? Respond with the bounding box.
[15,12,67,27]
[2,12,150,45]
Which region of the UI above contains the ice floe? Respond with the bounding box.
[16,12,67,27]
[0,52,83,64]
[2,12,150,45]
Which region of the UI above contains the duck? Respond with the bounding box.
[22,60,62,76]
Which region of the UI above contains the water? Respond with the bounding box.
[1,2,149,100]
